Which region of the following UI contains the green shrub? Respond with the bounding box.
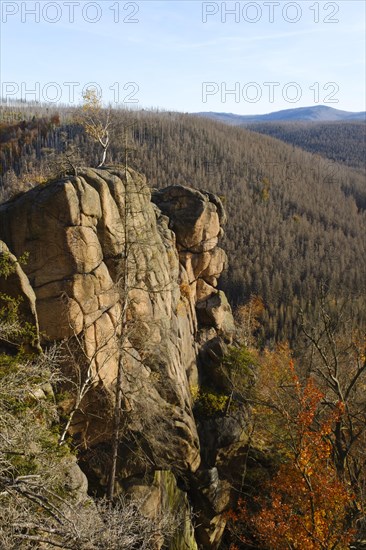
[193,346,257,419]
[222,345,257,395]
[193,387,229,418]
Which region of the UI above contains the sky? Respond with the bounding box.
[0,0,365,115]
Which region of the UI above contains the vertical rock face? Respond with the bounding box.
[0,167,239,549]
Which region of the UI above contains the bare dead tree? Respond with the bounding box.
[299,287,366,526]
[0,251,181,550]
[1,474,180,550]
[106,170,174,500]
[44,168,176,500]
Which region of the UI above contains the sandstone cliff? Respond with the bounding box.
[0,167,245,548]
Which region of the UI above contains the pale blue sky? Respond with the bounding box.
[0,0,365,114]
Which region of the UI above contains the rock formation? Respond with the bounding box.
[0,167,246,548]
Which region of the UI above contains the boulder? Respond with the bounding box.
[196,291,236,339]
[152,186,225,253]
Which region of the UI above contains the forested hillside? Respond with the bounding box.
[247,121,366,171]
[1,104,365,345]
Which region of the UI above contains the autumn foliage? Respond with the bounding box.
[229,356,355,549]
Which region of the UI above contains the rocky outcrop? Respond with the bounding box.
[152,186,229,306]
[0,167,243,549]
[0,240,41,352]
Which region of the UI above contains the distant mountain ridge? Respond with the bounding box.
[196,105,366,124]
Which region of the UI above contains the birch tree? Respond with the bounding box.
[77,90,112,167]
